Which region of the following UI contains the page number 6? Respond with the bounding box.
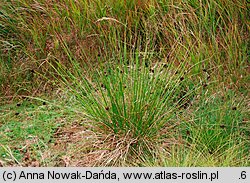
[240,171,246,179]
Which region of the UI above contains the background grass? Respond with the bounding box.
[0,0,249,166]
